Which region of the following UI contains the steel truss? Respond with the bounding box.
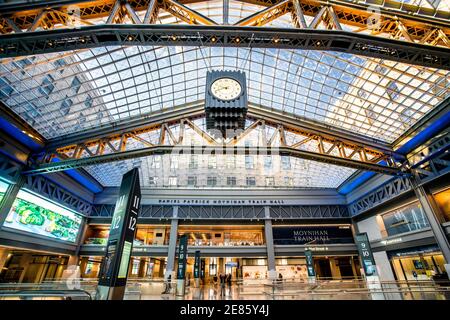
[0,153,92,215]
[23,107,403,175]
[0,0,448,68]
[22,174,93,215]
[409,130,450,184]
[348,175,412,216]
[90,203,349,218]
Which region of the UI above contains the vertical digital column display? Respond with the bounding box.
[305,249,316,277]
[355,232,376,276]
[177,234,188,280]
[98,168,141,289]
[193,250,200,279]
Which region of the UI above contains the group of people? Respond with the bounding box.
[216,273,232,296]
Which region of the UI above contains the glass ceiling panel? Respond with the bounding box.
[0,45,447,143]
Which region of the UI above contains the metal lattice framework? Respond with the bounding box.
[22,104,404,175]
[21,174,93,215]
[0,154,23,184]
[409,129,450,184]
[89,203,349,218]
[348,175,412,216]
[0,0,449,68]
[270,204,349,218]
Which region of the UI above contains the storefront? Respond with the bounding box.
[388,245,446,281]
[178,225,265,247]
[0,249,69,283]
[84,225,171,246]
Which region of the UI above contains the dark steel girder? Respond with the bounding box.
[0,25,449,69]
[22,145,402,176]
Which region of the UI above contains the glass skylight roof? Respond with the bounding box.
[1,45,447,143]
[0,0,449,189]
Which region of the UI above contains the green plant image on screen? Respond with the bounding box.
[3,190,82,243]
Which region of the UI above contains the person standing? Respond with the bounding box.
[220,273,226,297]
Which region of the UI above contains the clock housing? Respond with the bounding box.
[205,70,248,138]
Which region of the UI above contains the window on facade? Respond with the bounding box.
[39,75,55,97]
[208,155,217,169]
[226,156,235,169]
[281,156,291,170]
[381,202,430,237]
[60,98,73,116]
[170,157,178,170]
[227,177,236,186]
[149,177,158,186]
[264,156,272,170]
[150,156,161,169]
[245,156,254,169]
[168,176,177,186]
[246,177,256,186]
[207,176,217,187]
[265,177,275,186]
[71,76,82,94]
[284,177,294,187]
[189,155,198,169]
[187,176,197,186]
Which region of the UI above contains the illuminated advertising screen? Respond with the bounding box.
[3,189,82,243]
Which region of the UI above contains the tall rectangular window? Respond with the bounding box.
[187,176,197,186]
[149,177,158,186]
[264,156,272,170]
[227,177,236,186]
[226,156,235,169]
[207,176,217,187]
[284,177,294,187]
[150,156,161,169]
[208,155,217,169]
[168,176,177,186]
[170,157,178,170]
[246,177,256,186]
[281,156,291,170]
[265,177,275,186]
[189,155,198,169]
[245,156,254,169]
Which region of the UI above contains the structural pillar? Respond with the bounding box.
[0,248,10,274]
[264,206,277,280]
[0,175,25,226]
[165,206,179,281]
[411,177,450,279]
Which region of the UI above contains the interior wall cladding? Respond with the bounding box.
[89,204,350,219]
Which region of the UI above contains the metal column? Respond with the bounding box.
[0,175,25,226]
[165,206,179,280]
[264,206,276,280]
[410,177,450,278]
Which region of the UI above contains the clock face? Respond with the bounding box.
[210,77,242,101]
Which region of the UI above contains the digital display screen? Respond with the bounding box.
[3,189,82,243]
[118,241,132,279]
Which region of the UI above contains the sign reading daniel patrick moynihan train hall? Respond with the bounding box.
[272,226,354,245]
